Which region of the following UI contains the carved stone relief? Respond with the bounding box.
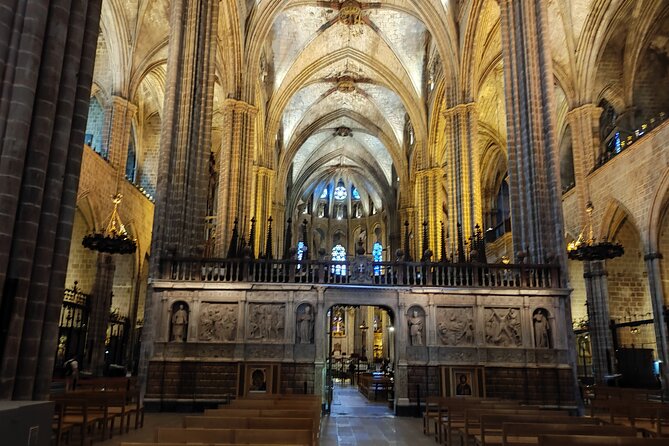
[198,303,238,342]
[248,303,285,341]
[484,308,522,347]
[296,303,314,344]
[436,307,475,346]
[407,306,425,346]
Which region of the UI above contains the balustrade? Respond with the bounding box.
[160,258,560,289]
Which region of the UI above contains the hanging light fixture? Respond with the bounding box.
[82,193,137,255]
[567,201,623,261]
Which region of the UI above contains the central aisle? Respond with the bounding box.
[329,381,394,418]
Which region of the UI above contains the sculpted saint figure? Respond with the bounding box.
[408,309,424,346]
[297,305,314,344]
[171,304,188,342]
[533,310,550,348]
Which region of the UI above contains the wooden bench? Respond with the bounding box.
[475,413,602,446]
[204,408,321,437]
[435,399,522,444]
[228,399,321,411]
[538,435,669,446]
[451,408,571,446]
[183,416,316,444]
[154,427,312,445]
[502,422,638,445]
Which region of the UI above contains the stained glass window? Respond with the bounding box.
[334,186,347,200]
[331,244,347,275]
[297,241,305,269]
[373,242,383,275]
[352,186,360,200]
[320,188,328,199]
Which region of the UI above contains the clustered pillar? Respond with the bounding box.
[139,0,219,396]
[498,0,565,264]
[216,99,259,256]
[0,0,103,400]
[443,103,482,248]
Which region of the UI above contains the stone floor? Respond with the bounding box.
[97,382,434,446]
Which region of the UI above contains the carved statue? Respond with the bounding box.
[297,304,314,344]
[408,309,424,346]
[171,304,188,342]
[533,308,551,348]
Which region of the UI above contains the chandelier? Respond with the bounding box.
[82,193,137,255]
[567,202,623,261]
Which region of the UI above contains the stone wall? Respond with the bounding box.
[147,282,575,409]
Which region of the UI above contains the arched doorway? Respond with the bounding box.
[325,303,396,415]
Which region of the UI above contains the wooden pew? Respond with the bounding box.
[628,403,669,437]
[50,395,108,446]
[204,408,321,437]
[435,399,522,444]
[228,399,321,410]
[423,396,441,435]
[502,423,638,446]
[154,427,312,445]
[184,416,312,432]
[538,435,669,446]
[122,444,298,446]
[475,413,602,446]
[451,408,571,446]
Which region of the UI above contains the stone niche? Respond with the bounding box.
[436,306,475,346]
[198,302,238,342]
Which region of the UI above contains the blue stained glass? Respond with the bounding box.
[373,242,383,275]
[331,244,347,275]
[352,187,361,200]
[334,186,347,200]
[320,188,328,199]
[297,241,305,269]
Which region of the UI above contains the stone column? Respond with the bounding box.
[498,0,565,264]
[443,103,482,245]
[103,96,138,173]
[215,99,259,255]
[254,167,276,257]
[140,0,219,397]
[0,0,103,400]
[583,260,615,383]
[395,299,409,407]
[414,168,446,257]
[87,253,116,376]
[566,105,602,224]
[644,253,669,391]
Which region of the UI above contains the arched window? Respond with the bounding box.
[352,186,361,200]
[372,242,383,276]
[320,188,328,199]
[297,241,305,269]
[331,244,347,275]
[125,130,137,182]
[85,97,105,158]
[334,180,347,200]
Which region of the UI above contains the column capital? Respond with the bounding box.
[566,103,602,123]
[223,98,258,116]
[110,95,138,115]
[442,102,476,118]
[644,252,663,261]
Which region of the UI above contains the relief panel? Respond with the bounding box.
[436,307,475,346]
[484,307,522,347]
[198,302,238,342]
[247,303,285,341]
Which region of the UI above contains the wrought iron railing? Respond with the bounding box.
[160,258,560,289]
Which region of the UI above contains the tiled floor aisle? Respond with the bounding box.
[98,383,434,446]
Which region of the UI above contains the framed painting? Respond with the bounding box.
[239,363,280,396]
[441,366,485,397]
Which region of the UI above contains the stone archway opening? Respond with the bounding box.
[325,304,396,416]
